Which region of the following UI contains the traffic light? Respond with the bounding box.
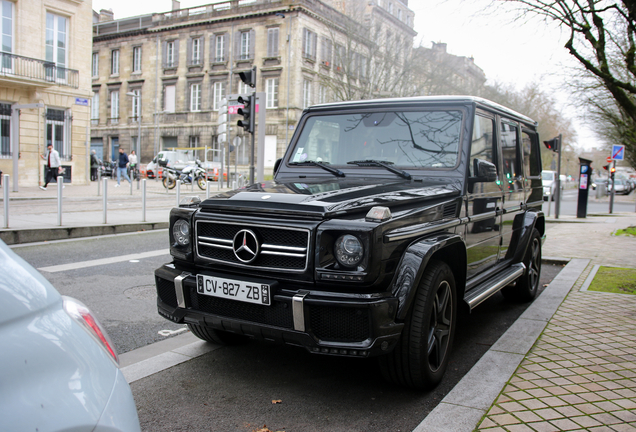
[217,98,228,144]
[611,166,616,179]
[603,164,610,171]
[239,68,256,88]
[543,137,560,152]
[237,94,255,134]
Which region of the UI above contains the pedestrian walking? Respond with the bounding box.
[90,150,99,181]
[116,148,132,187]
[39,144,62,190]
[128,150,138,180]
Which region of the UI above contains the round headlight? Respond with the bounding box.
[172,219,190,246]
[334,234,364,268]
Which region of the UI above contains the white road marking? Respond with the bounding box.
[38,249,170,273]
[158,328,189,337]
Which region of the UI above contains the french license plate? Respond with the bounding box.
[196,274,271,306]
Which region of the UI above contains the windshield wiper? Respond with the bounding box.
[289,160,345,177]
[347,160,412,180]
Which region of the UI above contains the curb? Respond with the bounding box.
[0,221,169,245]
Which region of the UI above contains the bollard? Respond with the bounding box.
[57,176,63,226]
[103,178,108,224]
[97,170,101,196]
[130,176,133,195]
[206,178,210,199]
[142,179,147,222]
[2,174,8,228]
[176,180,181,207]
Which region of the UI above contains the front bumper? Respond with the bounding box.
[155,264,403,358]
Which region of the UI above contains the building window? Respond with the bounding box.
[397,9,402,21]
[132,46,141,72]
[1,1,13,71]
[359,54,368,79]
[110,90,119,124]
[214,34,226,62]
[388,2,393,14]
[321,37,332,66]
[189,136,199,148]
[238,80,250,96]
[111,49,119,75]
[240,31,250,60]
[267,28,279,57]
[302,28,317,61]
[190,37,202,65]
[0,103,10,158]
[165,40,178,68]
[164,84,176,112]
[131,89,140,121]
[318,85,327,104]
[303,80,312,109]
[213,81,225,111]
[92,52,99,77]
[45,12,67,80]
[46,108,70,160]
[91,91,99,125]
[190,83,201,112]
[266,78,278,109]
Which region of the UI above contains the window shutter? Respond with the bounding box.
[174,39,180,67]
[223,34,229,61]
[311,32,317,60]
[234,31,240,61]
[249,29,255,60]
[302,28,307,57]
[162,41,167,68]
[199,37,205,65]
[187,38,193,66]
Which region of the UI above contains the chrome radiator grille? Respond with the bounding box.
[195,220,310,271]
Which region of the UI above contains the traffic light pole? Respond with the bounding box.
[610,160,616,214]
[555,134,563,219]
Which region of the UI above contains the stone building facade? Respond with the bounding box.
[0,0,93,188]
[91,0,415,172]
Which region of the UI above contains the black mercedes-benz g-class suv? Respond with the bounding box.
[154,96,545,389]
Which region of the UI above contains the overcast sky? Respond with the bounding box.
[92,0,594,148]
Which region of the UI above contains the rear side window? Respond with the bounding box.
[522,130,541,177]
[469,114,496,177]
[500,120,520,185]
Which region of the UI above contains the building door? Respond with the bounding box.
[264,135,277,168]
[91,138,103,161]
[111,137,119,161]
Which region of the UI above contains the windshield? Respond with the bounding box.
[289,110,463,169]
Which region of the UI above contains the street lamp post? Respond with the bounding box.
[126,91,141,190]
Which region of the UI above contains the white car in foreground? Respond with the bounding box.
[0,241,141,432]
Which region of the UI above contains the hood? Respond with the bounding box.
[200,177,462,218]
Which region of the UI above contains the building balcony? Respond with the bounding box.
[0,52,79,89]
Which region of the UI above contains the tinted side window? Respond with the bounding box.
[522,130,541,177]
[470,114,495,177]
[500,120,520,184]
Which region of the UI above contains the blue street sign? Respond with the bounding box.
[75,97,89,106]
[611,144,625,161]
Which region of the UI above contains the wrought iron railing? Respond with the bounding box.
[0,52,79,89]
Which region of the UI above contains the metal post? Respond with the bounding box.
[555,134,563,219]
[220,148,224,191]
[610,160,616,214]
[130,176,133,196]
[97,169,101,196]
[176,180,181,207]
[102,178,108,224]
[206,177,210,199]
[57,176,63,226]
[142,179,147,222]
[2,174,9,228]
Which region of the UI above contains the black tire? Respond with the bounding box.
[196,175,207,190]
[187,323,249,345]
[502,228,542,302]
[379,260,457,389]
[163,176,176,189]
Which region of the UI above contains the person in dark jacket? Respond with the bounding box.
[116,148,131,187]
[90,150,99,181]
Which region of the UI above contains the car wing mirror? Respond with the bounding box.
[273,158,282,177]
[468,159,498,192]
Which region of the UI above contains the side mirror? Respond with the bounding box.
[273,158,282,177]
[468,159,497,192]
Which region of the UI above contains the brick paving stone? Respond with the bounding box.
[534,408,564,421]
[491,413,521,426]
[554,405,584,418]
[497,395,513,404]
[545,386,570,396]
[587,426,619,432]
[514,381,539,390]
[526,389,553,399]
[570,415,603,428]
[549,418,583,431]
[499,401,527,413]
[567,375,592,385]
[573,402,605,415]
[581,382,608,392]
[614,398,636,410]
[591,412,623,425]
[514,411,543,423]
[562,384,587,393]
[559,394,587,405]
[541,396,568,407]
[593,400,623,412]
[488,406,506,416]
[579,392,606,402]
[610,425,636,432]
[615,388,636,398]
[526,421,560,432]
[506,424,536,432]
[612,410,636,423]
[548,377,574,386]
[598,380,624,390]
[479,417,498,429]
[506,391,534,401]
[520,399,549,410]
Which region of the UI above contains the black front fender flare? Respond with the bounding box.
[390,233,465,321]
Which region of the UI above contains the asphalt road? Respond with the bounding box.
[11,231,562,432]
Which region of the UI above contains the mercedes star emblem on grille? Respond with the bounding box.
[232,229,260,263]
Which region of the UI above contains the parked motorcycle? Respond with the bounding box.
[162,160,207,190]
[97,160,117,179]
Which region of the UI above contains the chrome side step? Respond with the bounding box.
[464,263,526,310]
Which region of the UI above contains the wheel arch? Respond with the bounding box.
[391,233,466,321]
[511,211,545,264]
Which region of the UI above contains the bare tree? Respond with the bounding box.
[497,0,636,165]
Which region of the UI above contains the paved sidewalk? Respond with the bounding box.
[418,213,636,432]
